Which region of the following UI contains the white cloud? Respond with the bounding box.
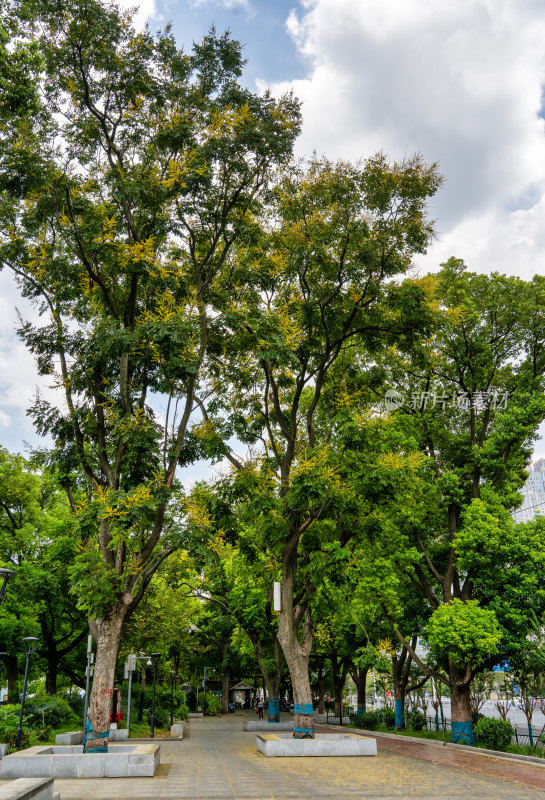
[262,0,545,278]
[116,0,160,30]
[189,0,251,10]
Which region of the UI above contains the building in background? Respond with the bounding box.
[513,459,545,523]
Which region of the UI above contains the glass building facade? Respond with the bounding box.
[512,458,545,523]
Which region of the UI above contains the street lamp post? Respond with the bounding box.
[16,637,39,749]
[148,653,160,739]
[0,568,15,605]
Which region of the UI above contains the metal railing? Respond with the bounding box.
[323,710,545,750]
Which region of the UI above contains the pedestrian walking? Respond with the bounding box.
[257,699,264,720]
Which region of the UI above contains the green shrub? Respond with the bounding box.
[379,708,395,729]
[474,717,514,751]
[350,711,380,730]
[147,706,170,729]
[175,701,189,721]
[203,694,221,716]
[26,695,77,728]
[0,705,25,746]
[406,710,426,731]
[472,710,485,727]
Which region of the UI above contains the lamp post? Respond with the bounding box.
[148,653,160,738]
[0,568,15,605]
[170,671,178,726]
[16,637,39,749]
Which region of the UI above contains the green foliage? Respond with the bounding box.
[474,717,514,751]
[26,694,78,728]
[426,599,502,669]
[147,706,169,729]
[350,710,380,730]
[203,694,221,716]
[380,707,395,729]
[406,710,426,731]
[0,706,25,746]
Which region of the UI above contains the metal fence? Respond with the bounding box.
[322,710,545,750]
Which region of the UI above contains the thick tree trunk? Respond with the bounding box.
[221,665,230,714]
[45,652,58,696]
[277,548,314,738]
[394,685,406,730]
[331,657,347,717]
[354,668,368,714]
[450,665,474,745]
[86,602,128,750]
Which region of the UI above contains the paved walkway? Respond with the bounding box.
[52,713,545,800]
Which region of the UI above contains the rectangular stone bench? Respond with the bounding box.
[257,732,377,757]
[0,745,9,758]
[187,712,203,718]
[170,723,184,738]
[243,721,294,731]
[0,744,160,779]
[0,777,54,800]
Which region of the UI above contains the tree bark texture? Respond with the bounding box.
[87,601,129,750]
[277,548,314,738]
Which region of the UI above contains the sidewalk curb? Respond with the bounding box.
[321,725,545,768]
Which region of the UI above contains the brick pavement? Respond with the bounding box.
[51,713,545,800]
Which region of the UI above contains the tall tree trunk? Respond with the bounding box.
[86,601,128,750]
[255,636,282,722]
[350,666,368,714]
[138,664,146,722]
[277,546,314,738]
[45,655,58,696]
[394,685,406,730]
[330,655,347,717]
[449,663,474,745]
[221,665,230,714]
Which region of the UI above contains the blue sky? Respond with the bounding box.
[153,0,309,87]
[3,0,545,462]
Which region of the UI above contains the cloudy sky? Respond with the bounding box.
[2,0,545,458]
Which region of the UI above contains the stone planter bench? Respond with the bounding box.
[187,712,203,718]
[243,721,294,732]
[55,725,128,746]
[256,732,377,757]
[0,744,9,758]
[0,743,160,779]
[170,723,184,738]
[0,777,58,800]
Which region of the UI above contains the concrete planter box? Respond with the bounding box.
[54,731,83,746]
[0,744,10,757]
[0,777,55,800]
[170,723,184,738]
[188,712,203,718]
[243,721,294,732]
[256,733,377,757]
[0,744,160,779]
[54,727,128,745]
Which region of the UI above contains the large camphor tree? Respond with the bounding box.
[211,154,441,736]
[0,0,300,748]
